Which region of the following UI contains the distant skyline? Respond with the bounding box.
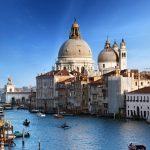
[0,0,150,87]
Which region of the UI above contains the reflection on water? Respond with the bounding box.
[4,110,150,150]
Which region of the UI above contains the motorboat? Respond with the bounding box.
[30,109,40,113]
[128,143,146,150]
[14,131,30,138]
[53,114,64,118]
[23,119,30,126]
[59,111,74,116]
[0,106,4,113]
[17,105,28,110]
[3,104,12,110]
[37,112,46,117]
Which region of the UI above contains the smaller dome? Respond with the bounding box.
[98,48,118,63]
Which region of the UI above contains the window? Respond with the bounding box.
[103,64,105,68]
[141,82,143,86]
[135,82,137,86]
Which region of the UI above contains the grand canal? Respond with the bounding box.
[4,109,150,150]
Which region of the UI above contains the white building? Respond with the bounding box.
[1,77,32,105]
[126,86,150,119]
[107,73,132,114]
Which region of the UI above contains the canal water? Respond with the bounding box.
[4,109,150,150]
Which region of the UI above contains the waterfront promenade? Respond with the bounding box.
[4,110,150,150]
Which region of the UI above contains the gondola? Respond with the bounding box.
[23,120,30,126]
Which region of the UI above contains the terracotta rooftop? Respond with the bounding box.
[37,69,72,78]
[89,78,104,85]
[55,69,70,76]
[37,70,59,78]
[58,77,75,84]
[70,70,81,76]
[128,86,150,94]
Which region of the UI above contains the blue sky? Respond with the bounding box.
[0,0,150,87]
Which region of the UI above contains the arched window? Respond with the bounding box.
[103,64,105,68]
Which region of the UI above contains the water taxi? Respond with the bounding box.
[14,131,30,138]
[37,112,46,117]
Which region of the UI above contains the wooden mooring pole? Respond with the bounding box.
[38,139,40,150]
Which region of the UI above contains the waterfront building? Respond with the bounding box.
[88,78,108,115]
[126,86,150,119]
[56,71,89,114]
[104,69,150,116]
[36,69,74,112]
[1,78,32,105]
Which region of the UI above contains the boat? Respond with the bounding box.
[14,131,30,138]
[30,109,40,113]
[23,119,30,126]
[17,105,28,110]
[53,106,64,118]
[0,106,4,113]
[128,143,146,150]
[60,122,70,129]
[59,111,74,116]
[3,104,12,110]
[53,114,64,118]
[37,112,46,117]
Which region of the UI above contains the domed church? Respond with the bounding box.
[98,38,127,74]
[56,19,94,75]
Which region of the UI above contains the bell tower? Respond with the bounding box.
[119,39,127,70]
[5,77,15,92]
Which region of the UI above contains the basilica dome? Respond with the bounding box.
[98,39,118,63]
[58,39,92,58]
[56,19,94,74]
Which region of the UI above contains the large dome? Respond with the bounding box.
[98,48,118,63]
[58,39,92,58]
